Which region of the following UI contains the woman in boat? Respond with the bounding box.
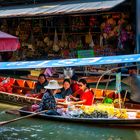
[27,74,48,99]
[70,78,94,106]
[70,74,80,96]
[55,78,73,99]
[32,80,62,115]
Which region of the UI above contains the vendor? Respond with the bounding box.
[26,74,48,99]
[55,78,73,99]
[32,80,62,115]
[71,74,79,93]
[70,78,94,106]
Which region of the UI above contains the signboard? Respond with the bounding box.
[78,50,94,58]
[116,72,121,93]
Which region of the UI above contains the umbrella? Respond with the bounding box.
[0,31,20,52]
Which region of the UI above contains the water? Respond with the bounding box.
[0,103,140,140]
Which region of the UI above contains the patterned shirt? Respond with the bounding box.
[38,91,56,111]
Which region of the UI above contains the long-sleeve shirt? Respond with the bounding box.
[33,81,48,93]
[38,91,56,111]
[60,87,73,98]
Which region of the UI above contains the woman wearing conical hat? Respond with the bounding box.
[32,80,62,115]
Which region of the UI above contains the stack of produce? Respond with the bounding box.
[79,103,128,119]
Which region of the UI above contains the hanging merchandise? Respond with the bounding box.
[89,38,95,49]
[77,39,83,50]
[44,36,50,44]
[62,28,66,41]
[100,34,104,47]
[89,16,96,31]
[18,21,31,43]
[71,17,85,31]
[53,29,60,52]
[59,28,68,49]
[85,31,92,44]
[112,13,121,19]
[59,29,65,49]
[78,16,85,30]
[106,18,116,27]
[1,19,8,33]
[121,13,129,19]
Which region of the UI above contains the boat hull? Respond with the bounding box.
[0,91,41,105]
[19,106,140,128]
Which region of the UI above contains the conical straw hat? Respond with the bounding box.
[44,80,62,89]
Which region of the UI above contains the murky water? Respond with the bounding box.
[0,103,140,140]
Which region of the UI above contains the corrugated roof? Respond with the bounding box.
[0,0,125,18]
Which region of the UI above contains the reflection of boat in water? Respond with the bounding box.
[18,106,140,128]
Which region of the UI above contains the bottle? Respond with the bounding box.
[65,96,72,111]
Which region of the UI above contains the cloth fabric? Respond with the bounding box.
[38,91,56,111]
[45,110,60,115]
[33,81,48,93]
[80,89,94,105]
[55,87,73,99]
[71,83,79,93]
[44,68,53,77]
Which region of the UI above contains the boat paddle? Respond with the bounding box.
[0,109,48,126]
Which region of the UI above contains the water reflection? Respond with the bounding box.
[0,103,140,140]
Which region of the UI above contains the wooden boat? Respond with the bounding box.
[18,106,140,128]
[0,76,140,109]
[0,91,41,105]
[0,75,114,105]
[0,76,40,105]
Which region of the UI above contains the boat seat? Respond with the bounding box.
[91,88,104,99]
[25,80,36,89]
[15,79,26,87]
[9,78,15,85]
[104,90,116,98]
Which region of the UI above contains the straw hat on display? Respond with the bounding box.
[44,80,62,89]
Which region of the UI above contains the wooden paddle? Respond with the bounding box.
[0,109,48,126]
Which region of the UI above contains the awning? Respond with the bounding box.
[0,54,139,70]
[0,0,125,18]
[0,31,20,52]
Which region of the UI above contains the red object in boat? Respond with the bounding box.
[0,31,20,52]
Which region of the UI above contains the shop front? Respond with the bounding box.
[0,0,135,60]
[0,0,136,76]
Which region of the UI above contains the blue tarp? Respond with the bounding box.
[0,54,140,70]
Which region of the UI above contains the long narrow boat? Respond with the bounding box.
[0,54,140,109]
[0,76,140,109]
[19,106,140,128]
[0,75,115,105]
